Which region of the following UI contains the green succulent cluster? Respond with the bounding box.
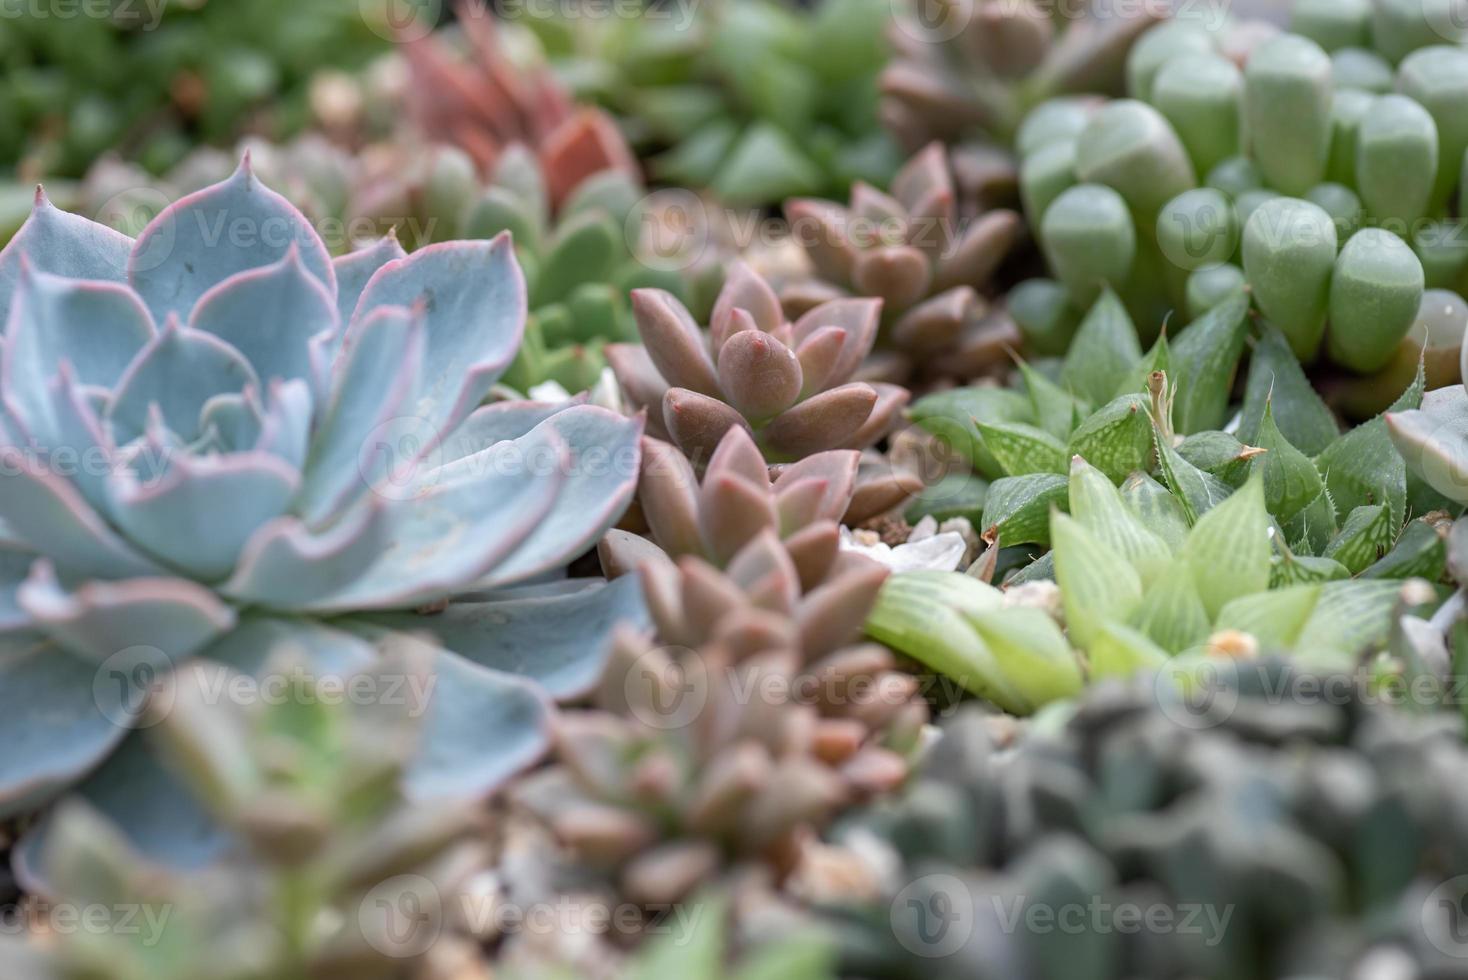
[830,649,1468,979]
[0,0,393,180]
[516,0,903,206]
[1018,21,1468,394]
[898,287,1457,706]
[3,654,485,980]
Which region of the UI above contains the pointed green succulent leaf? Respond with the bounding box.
[1214,584,1323,648]
[983,473,1070,548]
[1253,401,1331,528]
[1167,288,1249,434]
[1088,621,1170,681]
[1179,475,1271,618]
[1128,561,1212,654]
[1323,503,1397,575]
[1155,426,1234,523]
[1238,321,1338,456]
[1121,471,1192,551]
[1060,288,1143,406]
[977,420,1069,477]
[1052,510,1144,650]
[1361,518,1447,581]
[1069,455,1171,586]
[911,386,1034,479]
[1066,393,1153,483]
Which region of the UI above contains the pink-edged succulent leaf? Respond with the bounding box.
[18,560,236,663]
[663,388,751,464]
[0,450,166,580]
[350,233,526,448]
[783,521,841,590]
[762,383,878,459]
[0,187,133,310]
[251,378,313,473]
[606,343,672,423]
[773,477,833,534]
[103,452,300,582]
[849,182,908,229]
[793,297,882,387]
[631,288,719,396]
[104,317,260,445]
[715,329,803,420]
[219,499,388,608]
[710,262,784,347]
[638,437,704,558]
[476,405,644,589]
[0,640,132,821]
[726,530,801,617]
[187,244,337,388]
[891,143,955,221]
[12,362,113,514]
[679,557,750,633]
[129,157,336,323]
[298,418,571,612]
[362,575,650,703]
[331,232,407,328]
[400,644,553,802]
[2,266,153,439]
[436,400,581,463]
[295,305,425,525]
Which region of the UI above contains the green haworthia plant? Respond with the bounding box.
[0,159,649,868]
[2,653,488,980]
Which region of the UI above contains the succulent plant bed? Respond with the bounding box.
[4,0,1468,977]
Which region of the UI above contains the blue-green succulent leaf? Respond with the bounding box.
[0,189,132,309]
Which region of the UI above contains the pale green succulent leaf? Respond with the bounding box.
[1179,475,1271,618]
[983,473,1070,547]
[1060,288,1143,406]
[1052,511,1144,651]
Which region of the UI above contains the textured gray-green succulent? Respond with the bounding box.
[829,650,1468,979]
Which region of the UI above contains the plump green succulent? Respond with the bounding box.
[832,650,1468,979]
[1018,25,1468,388]
[781,144,1023,382]
[515,427,928,908]
[2,654,488,980]
[0,160,650,867]
[0,0,393,179]
[607,262,909,464]
[517,0,904,206]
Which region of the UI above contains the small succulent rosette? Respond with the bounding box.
[0,158,647,872]
[608,262,908,466]
[784,143,1022,379]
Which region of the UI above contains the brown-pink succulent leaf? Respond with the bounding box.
[686,742,773,835]
[951,308,1023,378]
[696,473,778,564]
[848,182,908,237]
[762,383,879,460]
[550,798,660,865]
[636,437,704,558]
[598,527,672,580]
[711,261,784,345]
[951,144,1023,206]
[808,644,896,694]
[538,108,641,210]
[711,606,799,660]
[934,209,1022,294]
[631,289,720,396]
[879,62,994,142]
[891,286,976,355]
[811,718,867,765]
[783,199,857,285]
[662,388,751,464]
[635,561,691,648]
[554,711,634,797]
[779,279,848,321]
[774,477,834,535]
[850,246,933,314]
[793,326,848,399]
[844,466,924,526]
[730,652,805,747]
[725,530,801,617]
[742,758,848,850]
[891,144,956,260]
[851,673,924,733]
[781,521,841,591]
[841,383,912,451]
[621,841,723,907]
[678,557,750,638]
[840,746,910,796]
[715,329,804,421]
[771,451,860,522]
[704,424,772,489]
[964,1,1055,79]
[796,559,890,659]
[1045,7,1166,94]
[793,297,882,386]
